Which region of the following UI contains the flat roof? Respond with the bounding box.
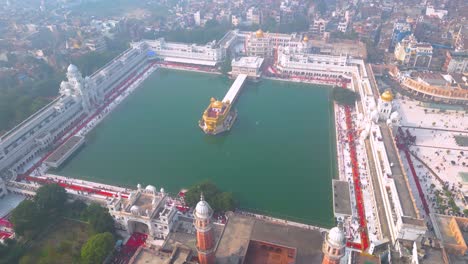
[163,217,224,253]
[0,193,25,218]
[249,219,324,263]
[231,56,264,69]
[332,180,352,216]
[215,214,323,263]
[164,57,217,66]
[432,214,468,247]
[215,215,254,264]
[244,240,296,264]
[132,246,195,264]
[379,124,418,218]
[44,136,84,164]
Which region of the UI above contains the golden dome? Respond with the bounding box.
[303,35,309,42]
[255,29,264,38]
[381,90,394,102]
[212,100,223,108]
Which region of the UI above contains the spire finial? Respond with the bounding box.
[200,192,205,201]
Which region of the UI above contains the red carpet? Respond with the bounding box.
[344,105,369,251]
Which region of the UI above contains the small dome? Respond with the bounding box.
[212,100,223,108]
[67,64,78,73]
[255,29,264,38]
[160,188,165,193]
[137,183,142,189]
[194,195,213,219]
[328,227,346,247]
[381,90,394,102]
[130,205,140,214]
[303,35,309,42]
[390,111,400,120]
[145,185,157,193]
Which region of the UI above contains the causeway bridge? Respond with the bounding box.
[223,74,248,104]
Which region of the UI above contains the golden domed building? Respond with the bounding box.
[378,90,394,120]
[380,90,394,102]
[199,97,237,135]
[255,29,265,38]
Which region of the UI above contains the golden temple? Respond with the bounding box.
[199,97,237,135]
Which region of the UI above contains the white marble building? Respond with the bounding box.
[107,184,178,240]
[145,38,225,66]
[0,43,148,179]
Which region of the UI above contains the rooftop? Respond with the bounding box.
[431,214,468,252]
[132,245,196,264]
[0,193,25,218]
[379,124,418,218]
[231,57,264,69]
[215,214,324,263]
[44,135,84,164]
[244,240,296,264]
[332,180,352,217]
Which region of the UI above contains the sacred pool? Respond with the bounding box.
[57,69,337,227]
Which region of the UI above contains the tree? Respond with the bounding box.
[185,181,220,208]
[221,52,232,75]
[332,86,360,106]
[212,192,236,212]
[85,203,115,234]
[185,181,236,212]
[463,209,468,216]
[81,232,114,264]
[0,239,25,264]
[314,0,327,15]
[34,184,67,214]
[10,200,41,237]
[278,15,309,33]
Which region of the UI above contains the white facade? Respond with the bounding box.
[310,17,328,35]
[0,43,148,178]
[394,35,433,68]
[350,61,427,245]
[337,20,348,33]
[425,5,448,19]
[231,56,264,78]
[145,38,224,66]
[194,11,201,26]
[377,97,392,121]
[276,48,351,80]
[446,51,468,74]
[246,6,262,25]
[245,30,310,58]
[108,185,178,240]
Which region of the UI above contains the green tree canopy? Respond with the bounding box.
[10,200,41,237]
[332,86,360,106]
[84,203,115,234]
[34,184,67,214]
[0,239,24,264]
[221,52,232,75]
[185,181,236,212]
[211,192,235,212]
[81,232,114,264]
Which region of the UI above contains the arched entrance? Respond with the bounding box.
[127,220,150,235]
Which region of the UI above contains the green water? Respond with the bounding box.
[57,69,336,227]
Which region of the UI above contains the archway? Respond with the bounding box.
[128,220,149,235]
